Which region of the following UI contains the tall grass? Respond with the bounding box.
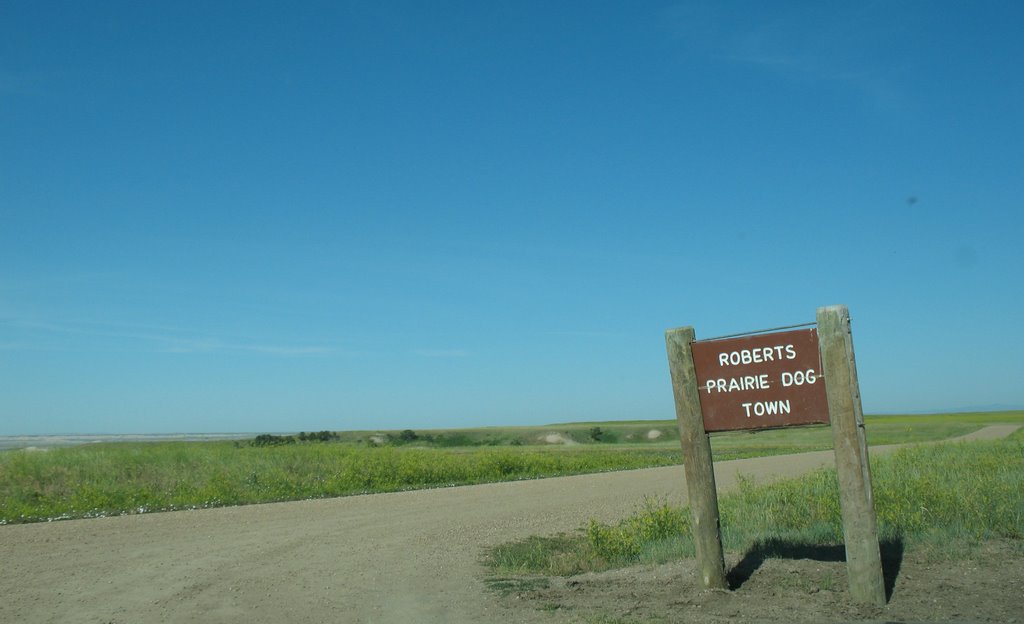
[488,436,1024,575]
[0,443,680,524]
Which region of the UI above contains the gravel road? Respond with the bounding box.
[1,425,1016,624]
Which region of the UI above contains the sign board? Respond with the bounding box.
[666,308,884,604]
[690,328,829,432]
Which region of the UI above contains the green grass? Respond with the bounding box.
[487,433,1024,575]
[318,410,1024,452]
[2,411,1020,525]
[711,410,1023,459]
[0,443,681,524]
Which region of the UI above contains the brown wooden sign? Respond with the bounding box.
[667,308,883,603]
[690,328,829,432]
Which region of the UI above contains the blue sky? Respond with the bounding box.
[2,1,1022,435]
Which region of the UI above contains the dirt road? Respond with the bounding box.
[1,425,1017,624]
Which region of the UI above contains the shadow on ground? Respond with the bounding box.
[727,537,905,600]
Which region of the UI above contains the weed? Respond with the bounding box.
[587,497,688,562]
[482,576,550,596]
[486,436,1024,576]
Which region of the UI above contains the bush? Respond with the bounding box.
[297,431,339,443]
[251,434,295,447]
[587,497,688,561]
[382,430,422,446]
[433,433,474,447]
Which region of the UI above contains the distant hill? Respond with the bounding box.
[871,404,1024,415]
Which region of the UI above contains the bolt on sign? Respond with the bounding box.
[690,328,829,432]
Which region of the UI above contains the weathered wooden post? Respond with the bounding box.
[817,305,886,606]
[667,308,884,604]
[665,326,728,590]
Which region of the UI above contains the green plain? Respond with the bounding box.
[1,411,1021,525]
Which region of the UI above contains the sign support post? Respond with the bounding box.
[816,305,886,606]
[665,326,728,590]
[666,306,884,604]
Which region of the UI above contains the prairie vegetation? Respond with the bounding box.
[487,426,1024,576]
[0,444,680,524]
[1,411,1020,525]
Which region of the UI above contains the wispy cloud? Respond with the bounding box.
[160,341,335,356]
[0,69,47,97]
[411,349,472,358]
[0,73,25,96]
[662,3,908,110]
[1,317,338,357]
[157,341,336,356]
[545,330,624,339]
[240,345,334,356]
[0,342,61,352]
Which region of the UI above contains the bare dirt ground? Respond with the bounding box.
[500,539,1024,623]
[1,426,1019,624]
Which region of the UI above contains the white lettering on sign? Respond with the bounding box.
[717,345,797,367]
[690,327,828,431]
[704,374,771,394]
[709,345,814,418]
[741,400,792,418]
[781,369,818,386]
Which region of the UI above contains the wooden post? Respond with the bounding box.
[665,326,728,590]
[816,305,886,606]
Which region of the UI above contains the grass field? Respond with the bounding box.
[487,426,1024,576]
[2,411,1021,525]
[0,445,682,524]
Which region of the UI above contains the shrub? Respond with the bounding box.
[587,497,688,561]
[251,434,295,447]
[297,431,339,443]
